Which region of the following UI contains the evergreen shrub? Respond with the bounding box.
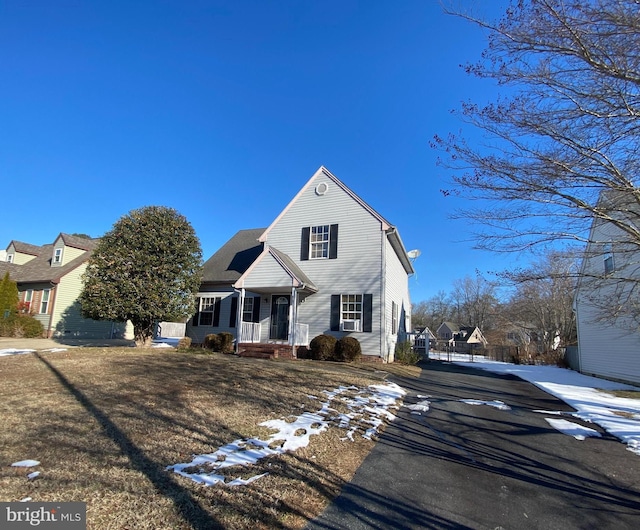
[204,333,221,351]
[218,332,234,353]
[309,334,337,361]
[335,336,362,362]
[394,340,421,365]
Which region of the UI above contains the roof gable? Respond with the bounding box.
[259,166,392,242]
[258,166,414,274]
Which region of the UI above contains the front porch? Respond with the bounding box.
[236,319,309,359]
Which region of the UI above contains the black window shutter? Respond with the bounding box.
[329,224,338,259]
[229,297,238,328]
[301,227,310,261]
[363,294,373,333]
[330,295,341,331]
[192,297,200,327]
[213,297,221,327]
[252,296,261,323]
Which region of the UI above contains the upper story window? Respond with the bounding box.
[6,254,13,263]
[310,225,330,259]
[53,248,63,264]
[301,224,338,260]
[604,243,615,275]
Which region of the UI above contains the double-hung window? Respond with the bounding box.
[331,293,372,333]
[40,289,50,314]
[242,297,254,322]
[53,248,63,264]
[24,290,33,312]
[301,224,338,260]
[310,225,330,259]
[199,297,217,326]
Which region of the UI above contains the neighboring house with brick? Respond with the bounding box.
[187,166,414,362]
[1,233,130,339]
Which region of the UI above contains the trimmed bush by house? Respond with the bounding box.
[309,334,337,361]
[177,336,192,350]
[204,333,221,351]
[218,332,234,353]
[0,314,44,338]
[335,336,362,362]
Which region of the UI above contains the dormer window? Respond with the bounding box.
[53,248,63,264]
[6,254,12,263]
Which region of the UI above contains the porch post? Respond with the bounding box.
[235,288,245,354]
[290,286,298,357]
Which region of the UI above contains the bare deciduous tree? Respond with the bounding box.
[433,1,640,273]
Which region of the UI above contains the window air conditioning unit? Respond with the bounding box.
[341,320,360,332]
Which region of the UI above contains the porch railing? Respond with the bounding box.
[240,321,261,343]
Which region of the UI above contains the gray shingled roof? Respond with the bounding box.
[1,234,99,285]
[201,228,266,284]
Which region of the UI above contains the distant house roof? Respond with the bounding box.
[58,233,98,251]
[201,228,266,284]
[9,241,43,256]
[1,234,99,285]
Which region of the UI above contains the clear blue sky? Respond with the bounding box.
[1,0,520,303]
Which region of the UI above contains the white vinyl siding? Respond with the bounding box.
[383,236,412,361]
[575,216,640,385]
[264,171,385,357]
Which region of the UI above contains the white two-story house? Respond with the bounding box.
[187,166,414,362]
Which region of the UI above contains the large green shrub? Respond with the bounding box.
[335,336,362,362]
[79,206,203,347]
[309,334,337,361]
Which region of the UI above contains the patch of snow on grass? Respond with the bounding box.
[0,349,35,357]
[11,460,40,467]
[168,382,406,486]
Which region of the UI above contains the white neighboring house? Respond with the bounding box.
[187,166,414,362]
[574,191,640,385]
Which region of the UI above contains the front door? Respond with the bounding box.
[270,295,290,340]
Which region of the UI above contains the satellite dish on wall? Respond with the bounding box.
[407,249,421,260]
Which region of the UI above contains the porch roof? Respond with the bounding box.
[233,246,318,295]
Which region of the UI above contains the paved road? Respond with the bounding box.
[307,360,640,530]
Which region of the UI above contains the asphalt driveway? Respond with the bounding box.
[307,360,640,530]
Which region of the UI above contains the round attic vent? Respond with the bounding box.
[315,182,329,196]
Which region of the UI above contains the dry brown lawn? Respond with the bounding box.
[0,348,416,529]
